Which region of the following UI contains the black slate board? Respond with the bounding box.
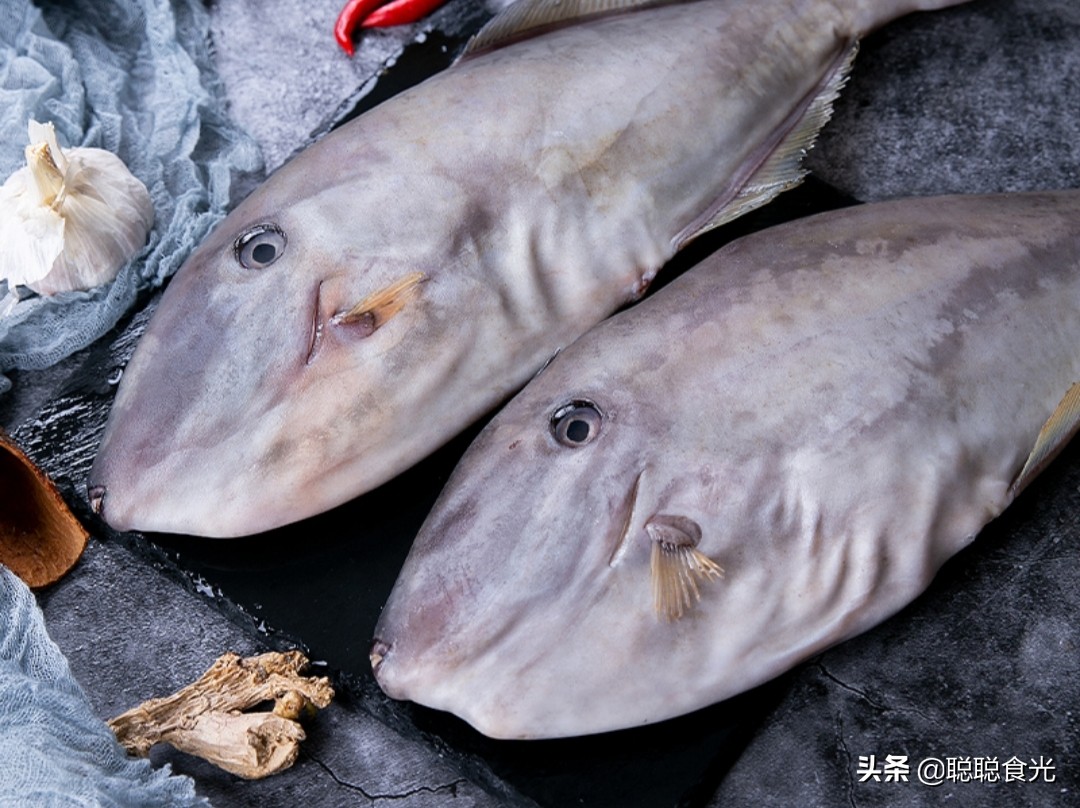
[0,23,857,806]
[5,2,1079,806]
[25,28,862,807]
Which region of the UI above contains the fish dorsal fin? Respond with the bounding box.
[1010,382,1080,496]
[460,0,684,61]
[646,514,723,621]
[675,40,859,248]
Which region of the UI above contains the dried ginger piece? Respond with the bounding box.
[108,651,334,779]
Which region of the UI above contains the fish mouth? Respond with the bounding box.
[370,638,391,674]
[87,485,106,516]
[305,280,326,365]
[607,470,643,567]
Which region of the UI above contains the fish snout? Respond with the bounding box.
[370,569,478,702]
[368,636,416,702]
[369,637,400,693]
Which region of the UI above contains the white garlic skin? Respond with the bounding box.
[0,121,154,296]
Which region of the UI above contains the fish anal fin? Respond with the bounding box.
[460,0,684,61]
[333,271,426,337]
[646,515,723,621]
[1010,382,1080,496]
[676,40,858,248]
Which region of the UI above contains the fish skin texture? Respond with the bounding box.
[372,190,1080,739]
[90,0,971,536]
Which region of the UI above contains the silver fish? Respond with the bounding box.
[90,0,970,536]
[371,190,1080,739]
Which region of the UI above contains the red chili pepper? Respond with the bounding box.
[334,0,389,56]
[360,0,448,28]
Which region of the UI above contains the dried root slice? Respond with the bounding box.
[108,651,334,780]
[0,427,88,588]
[648,521,723,621]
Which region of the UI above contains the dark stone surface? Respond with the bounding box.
[807,0,1080,199]
[2,1,1078,806]
[206,0,493,172]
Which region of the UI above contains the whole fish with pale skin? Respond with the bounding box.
[89,0,971,536]
[371,190,1080,740]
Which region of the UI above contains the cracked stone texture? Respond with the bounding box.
[7,339,517,808]
[2,0,1078,806]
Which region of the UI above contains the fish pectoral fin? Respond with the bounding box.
[1009,381,1080,496]
[646,515,723,621]
[676,40,858,249]
[460,0,684,60]
[332,271,426,336]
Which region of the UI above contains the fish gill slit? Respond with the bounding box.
[305,281,325,366]
[608,470,643,568]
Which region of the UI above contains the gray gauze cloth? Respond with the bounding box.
[0,564,210,806]
[0,0,262,394]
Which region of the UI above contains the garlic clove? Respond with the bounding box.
[0,121,154,296]
[28,119,69,177]
[31,148,156,296]
[26,141,66,208]
[0,186,65,288]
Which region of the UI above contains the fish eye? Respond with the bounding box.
[234,223,287,269]
[551,400,602,447]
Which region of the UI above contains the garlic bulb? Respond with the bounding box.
[0,121,154,296]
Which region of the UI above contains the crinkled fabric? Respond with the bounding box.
[0,0,262,395]
[0,564,210,807]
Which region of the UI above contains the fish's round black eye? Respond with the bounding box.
[235,224,286,269]
[551,400,602,447]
